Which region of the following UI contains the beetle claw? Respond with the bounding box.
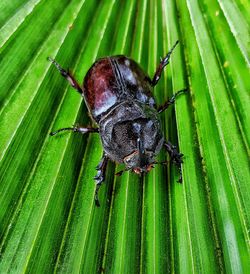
[170,151,183,164]
[95,197,100,207]
[94,183,102,207]
[177,175,183,183]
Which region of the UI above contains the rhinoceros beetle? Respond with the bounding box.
[48,40,187,206]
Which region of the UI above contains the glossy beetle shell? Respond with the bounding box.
[83,56,156,122]
[48,40,186,205]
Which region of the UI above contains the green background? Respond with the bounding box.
[0,0,249,273]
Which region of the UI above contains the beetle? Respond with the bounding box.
[48,40,187,206]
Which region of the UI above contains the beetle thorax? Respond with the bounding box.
[99,101,164,169]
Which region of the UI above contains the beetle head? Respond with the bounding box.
[100,102,164,166]
[123,138,156,174]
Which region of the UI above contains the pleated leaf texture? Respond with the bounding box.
[0,0,249,273]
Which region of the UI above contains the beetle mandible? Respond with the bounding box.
[48,40,187,206]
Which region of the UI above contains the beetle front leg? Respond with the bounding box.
[94,153,109,207]
[158,88,188,113]
[47,57,83,94]
[50,125,98,136]
[149,40,179,87]
[164,141,183,183]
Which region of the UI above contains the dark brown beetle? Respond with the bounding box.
[48,40,187,206]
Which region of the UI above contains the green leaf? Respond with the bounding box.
[0,0,249,273]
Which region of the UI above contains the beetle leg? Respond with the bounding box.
[94,153,109,207]
[47,57,83,94]
[158,88,188,113]
[149,40,179,87]
[50,125,98,136]
[164,141,183,183]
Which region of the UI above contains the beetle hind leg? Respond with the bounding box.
[164,141,183,183]
[94,153,109,207]
[47,57,83,94]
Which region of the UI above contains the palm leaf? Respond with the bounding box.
[0,0,249,273]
